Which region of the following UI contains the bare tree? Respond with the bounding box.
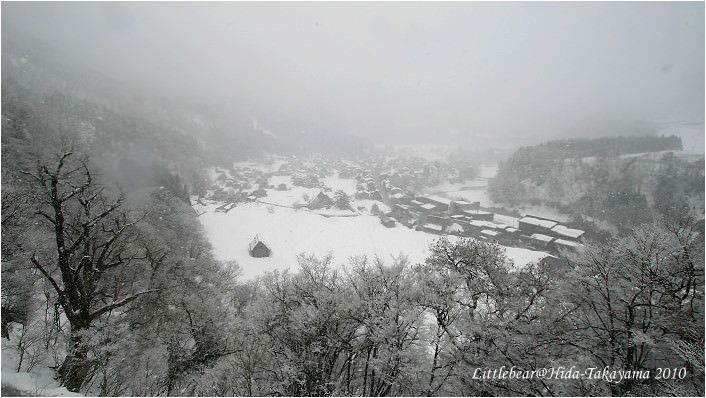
[20,151,158,392]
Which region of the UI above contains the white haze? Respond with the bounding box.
[2,2,704,149]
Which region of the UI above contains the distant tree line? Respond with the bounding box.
[511,135,683,161]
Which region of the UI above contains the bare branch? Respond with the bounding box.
[95,215,145,270]
[54,151,73,175]
[31,255,63,297]
[89,288,161,321]
[35,210,57,225]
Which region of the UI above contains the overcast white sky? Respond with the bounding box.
[3,1,704,147]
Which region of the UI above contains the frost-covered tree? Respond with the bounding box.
[564,210,704,395]
[19,151,160,392]
[1,169,38,339]
[334,190,352,210]
[343,256,426,396]
[414,237,572,396]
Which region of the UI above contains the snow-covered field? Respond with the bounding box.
[425,165,496,206]
[479,165,498,179]
[199,202,549,280]
[259,185,316,207]
[256,176,357,208]
[321,176,357,194]
[428,180,487,193]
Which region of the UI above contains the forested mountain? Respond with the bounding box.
[489,136,704,230]
[2,28,371,192]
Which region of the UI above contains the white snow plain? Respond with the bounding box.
[199,202,550,280]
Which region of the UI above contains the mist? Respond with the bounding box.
[3,1,704,148]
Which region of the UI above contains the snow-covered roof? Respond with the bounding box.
[554,238,579,248]
[448,223,464,233]
[426,196,451,205]
[465,210,493,215]
[519,216,558,229]
[420,203,437,210]
[530,233,554,242]
[422,223,444,231]
[551,225,584,239]
[481,229,499,237]
[249,235,269,250]
[469,220,496,228]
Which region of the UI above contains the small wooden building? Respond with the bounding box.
[309,191,334,209]
[380,216,396,228]
[249,235,271,257]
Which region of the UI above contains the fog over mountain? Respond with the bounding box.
[3,4,705,397]
[3,2,704,148]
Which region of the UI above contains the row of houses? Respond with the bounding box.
[517,215,585,251]
[385,189,585,253]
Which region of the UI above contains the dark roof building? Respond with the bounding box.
[249,235,271,258]
[309,191,334,209]
[380,216,396,228]
[518,216,558,234]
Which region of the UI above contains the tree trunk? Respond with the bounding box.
[59,329,92,392]
[1,319,9,340]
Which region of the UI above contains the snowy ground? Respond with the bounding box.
[259,186,317,208]
[257,176,357,208]
[425,165,496,206]
[479,165,498,179]
[321,177,357,194]
[428,180,487,192]
[199,202,549,280]
[2,335,81,397]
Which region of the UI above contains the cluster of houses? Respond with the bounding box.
[382,187,585,253]
[206,156,345,210]
[516,216,585,251]
[354,173,384,201]
[209,165,271,206]
[204,154,585,258]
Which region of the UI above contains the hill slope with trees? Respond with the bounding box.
[2,28,371,195]
[488,136,704,230]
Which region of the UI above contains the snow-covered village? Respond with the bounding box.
[2,2,704,397]
[194,154,582,279]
